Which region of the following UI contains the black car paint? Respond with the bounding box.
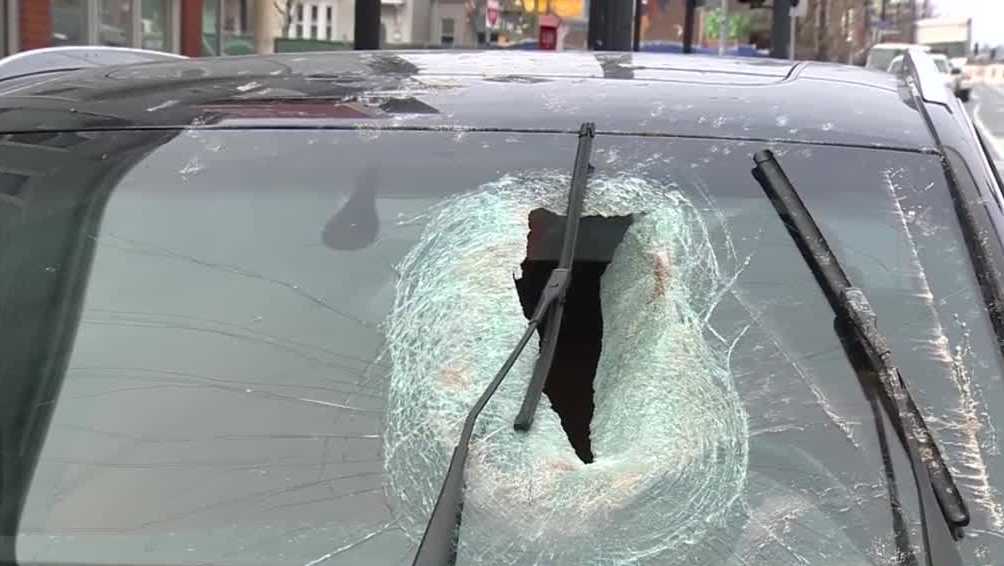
[0,51,1003,566]
[0,51,932,152]
[922,96,1004,354]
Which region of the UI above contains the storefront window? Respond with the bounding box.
[0,0,8,56]
[52,0,85,45]
[441,18,454,46]
[202,0,219,55]
[204,0,254,56]
[142,0,168,50]
[223,0,254,55]
[100,0,131,46]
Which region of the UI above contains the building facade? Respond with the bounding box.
[0,0,250,57]
[915,17,971,59]
[0,0,455,57]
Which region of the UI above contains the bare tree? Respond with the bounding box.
[816,0,830,61]
[921,0,935,18]
[792,0,881,64]
[274,0,296,36]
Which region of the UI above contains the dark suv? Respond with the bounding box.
[0,49,1003,566]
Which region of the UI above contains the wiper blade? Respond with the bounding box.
[752,150,968,565]
[513,123,594,431]
[411,123,595,566]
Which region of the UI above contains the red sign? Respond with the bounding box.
[539,14,560,50]
[539,28,557,50]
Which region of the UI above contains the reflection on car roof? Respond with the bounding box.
[0,50,928,151]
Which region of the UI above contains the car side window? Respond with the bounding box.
[975,127,1004,196]
[950,95,1004,205]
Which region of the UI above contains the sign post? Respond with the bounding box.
[770,0,791,59]
[354,0,380,50]
[790,0,806,60]
[719,0,727,56]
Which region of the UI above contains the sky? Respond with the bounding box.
[933,0,1004,46]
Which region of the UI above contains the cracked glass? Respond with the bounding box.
[3,128,1004,566]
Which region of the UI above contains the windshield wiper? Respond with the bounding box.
[411,123,595,566]
[752,149,968,566]
[512,124,593,432]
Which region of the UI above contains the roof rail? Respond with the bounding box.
[903,46,950,106]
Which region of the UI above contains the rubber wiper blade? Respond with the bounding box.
[410,123,596,566]
[752,149,968,565]
[513,123,594,432]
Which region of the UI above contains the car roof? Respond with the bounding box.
[0,50,933,151]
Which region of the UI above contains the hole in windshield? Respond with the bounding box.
[515,209,633,463]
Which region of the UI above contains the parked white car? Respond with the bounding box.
[865,42,930,71]
[887,53,972,101]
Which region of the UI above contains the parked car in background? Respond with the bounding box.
[0,47,1002,566]
[887,52,971,101]
[933,53,973,101]
[865,42,930,71]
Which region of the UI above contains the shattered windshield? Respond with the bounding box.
[4,129,1004,566]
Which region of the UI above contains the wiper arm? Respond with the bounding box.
[411,123,595,566]
[752,150,968,565]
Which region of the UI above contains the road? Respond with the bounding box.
[967,83,1004,161]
